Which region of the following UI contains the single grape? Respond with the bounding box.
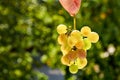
[68,30,82,47]
[65,50,77,61]
[57,34,67,45]
[57,24,67,34]
[88,32,99,43]
[71,30,82,40]
[61,56,70,66]
[75,58,87,69]
[81,26,91,37]
[69,64,78,74]
[61,44,71,55]
[67,36,77,47]
[76,49,86,59]
[83,38,91,50]
[75,39,84,49]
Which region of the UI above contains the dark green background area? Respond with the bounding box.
[0,0,120,80]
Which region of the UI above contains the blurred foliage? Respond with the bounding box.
[0,0,120,80]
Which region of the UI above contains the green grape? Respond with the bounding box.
[75,58,87,69]
[57,34,67,45]
[76,49,86,59]
[75,39,84,49]
[69,64,78,74]
[81,26,91,37]
[83,38,91,50]
[88,32,99,43]
[57,24,67,34]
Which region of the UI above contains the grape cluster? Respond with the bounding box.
[57,24,99,74]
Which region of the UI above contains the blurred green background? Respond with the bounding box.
[0,0,120,80]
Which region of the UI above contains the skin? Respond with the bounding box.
[59,0,81,16]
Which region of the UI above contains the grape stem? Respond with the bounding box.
[73,15,76,30]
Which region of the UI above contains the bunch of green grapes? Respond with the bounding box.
[57,24,99,74]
